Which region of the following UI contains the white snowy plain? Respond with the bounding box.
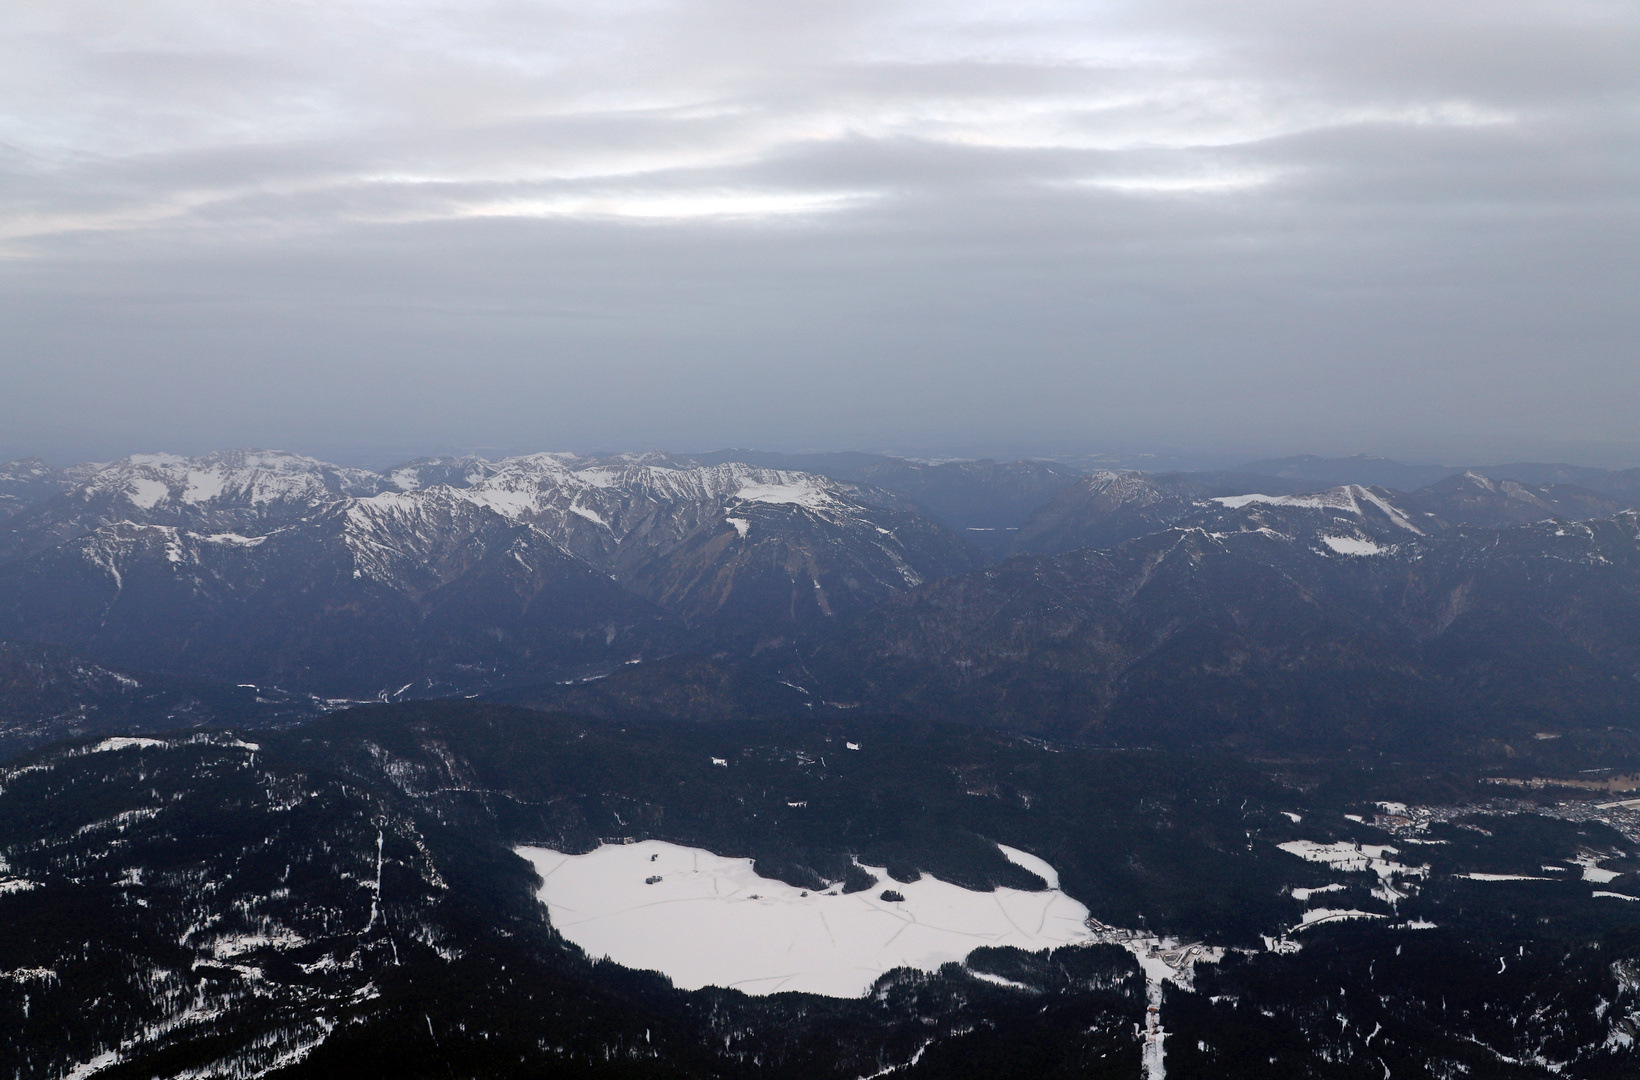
[518,840,1093,997]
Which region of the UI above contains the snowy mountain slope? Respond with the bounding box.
[609,491,979,632]
[0,450,978,605]
[1193,476,1640,551]
[388,455,984,629]
[0,499,668,696]
[1010,468,1346,556]
[1192,482,1429,554]
[0,449,983,690]
[0,450,389,562]
[11,447,1640,712]
[585,451,1084,556]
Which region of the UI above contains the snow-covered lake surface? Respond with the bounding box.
[518,840,1094,997]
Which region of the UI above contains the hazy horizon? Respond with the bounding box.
[9,437,1640,478]
[4,0,1636,470]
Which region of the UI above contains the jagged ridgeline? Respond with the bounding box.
[3,702,1639,1078]
[0,450,986,747]
[8,449,1640,765]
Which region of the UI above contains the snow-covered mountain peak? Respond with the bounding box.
[1453,470,1500,492]
[76,449,385,512]
[0,448,982,647]
[434,456,854,525]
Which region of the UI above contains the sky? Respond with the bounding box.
[2,0,1637,467]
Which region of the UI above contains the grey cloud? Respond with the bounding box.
[1,0,1636,465]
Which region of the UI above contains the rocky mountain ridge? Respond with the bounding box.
[0,450,982,698]
[7,449,1640,756]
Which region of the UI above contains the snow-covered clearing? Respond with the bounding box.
[1571,854,1621,883]
[1297,908,1388,928]
[1277,840,1424,881]
[87,737,166,753]
[518,840,1094,997]
[75,735,258,757]
[1290,884,1346,902]
[1319,535,1384,556]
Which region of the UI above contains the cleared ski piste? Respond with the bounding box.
[517,840,1094,997]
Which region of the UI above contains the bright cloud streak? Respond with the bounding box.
[458,189,875,221]
[0,0,1567,238]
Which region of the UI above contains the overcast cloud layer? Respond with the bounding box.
[2,0,1637,465]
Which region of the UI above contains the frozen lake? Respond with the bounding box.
[518,840,1094,997]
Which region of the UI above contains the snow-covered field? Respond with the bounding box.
[518,841,1093,997]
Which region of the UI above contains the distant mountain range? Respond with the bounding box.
[803,486,1640,756]
[1011,467,1640,557]
[6,447,1640,760]
[0,451,980,702]
[1238,452,1640,499]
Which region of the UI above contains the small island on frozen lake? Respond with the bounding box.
[517,840,1095,997]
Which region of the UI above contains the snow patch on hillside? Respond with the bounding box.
[1320,535,1384,556]
[88,737,166,753]
[1213,485,1423,534]
[125,478,169,509]
[734,479,836,509]
[569,505,611,529]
